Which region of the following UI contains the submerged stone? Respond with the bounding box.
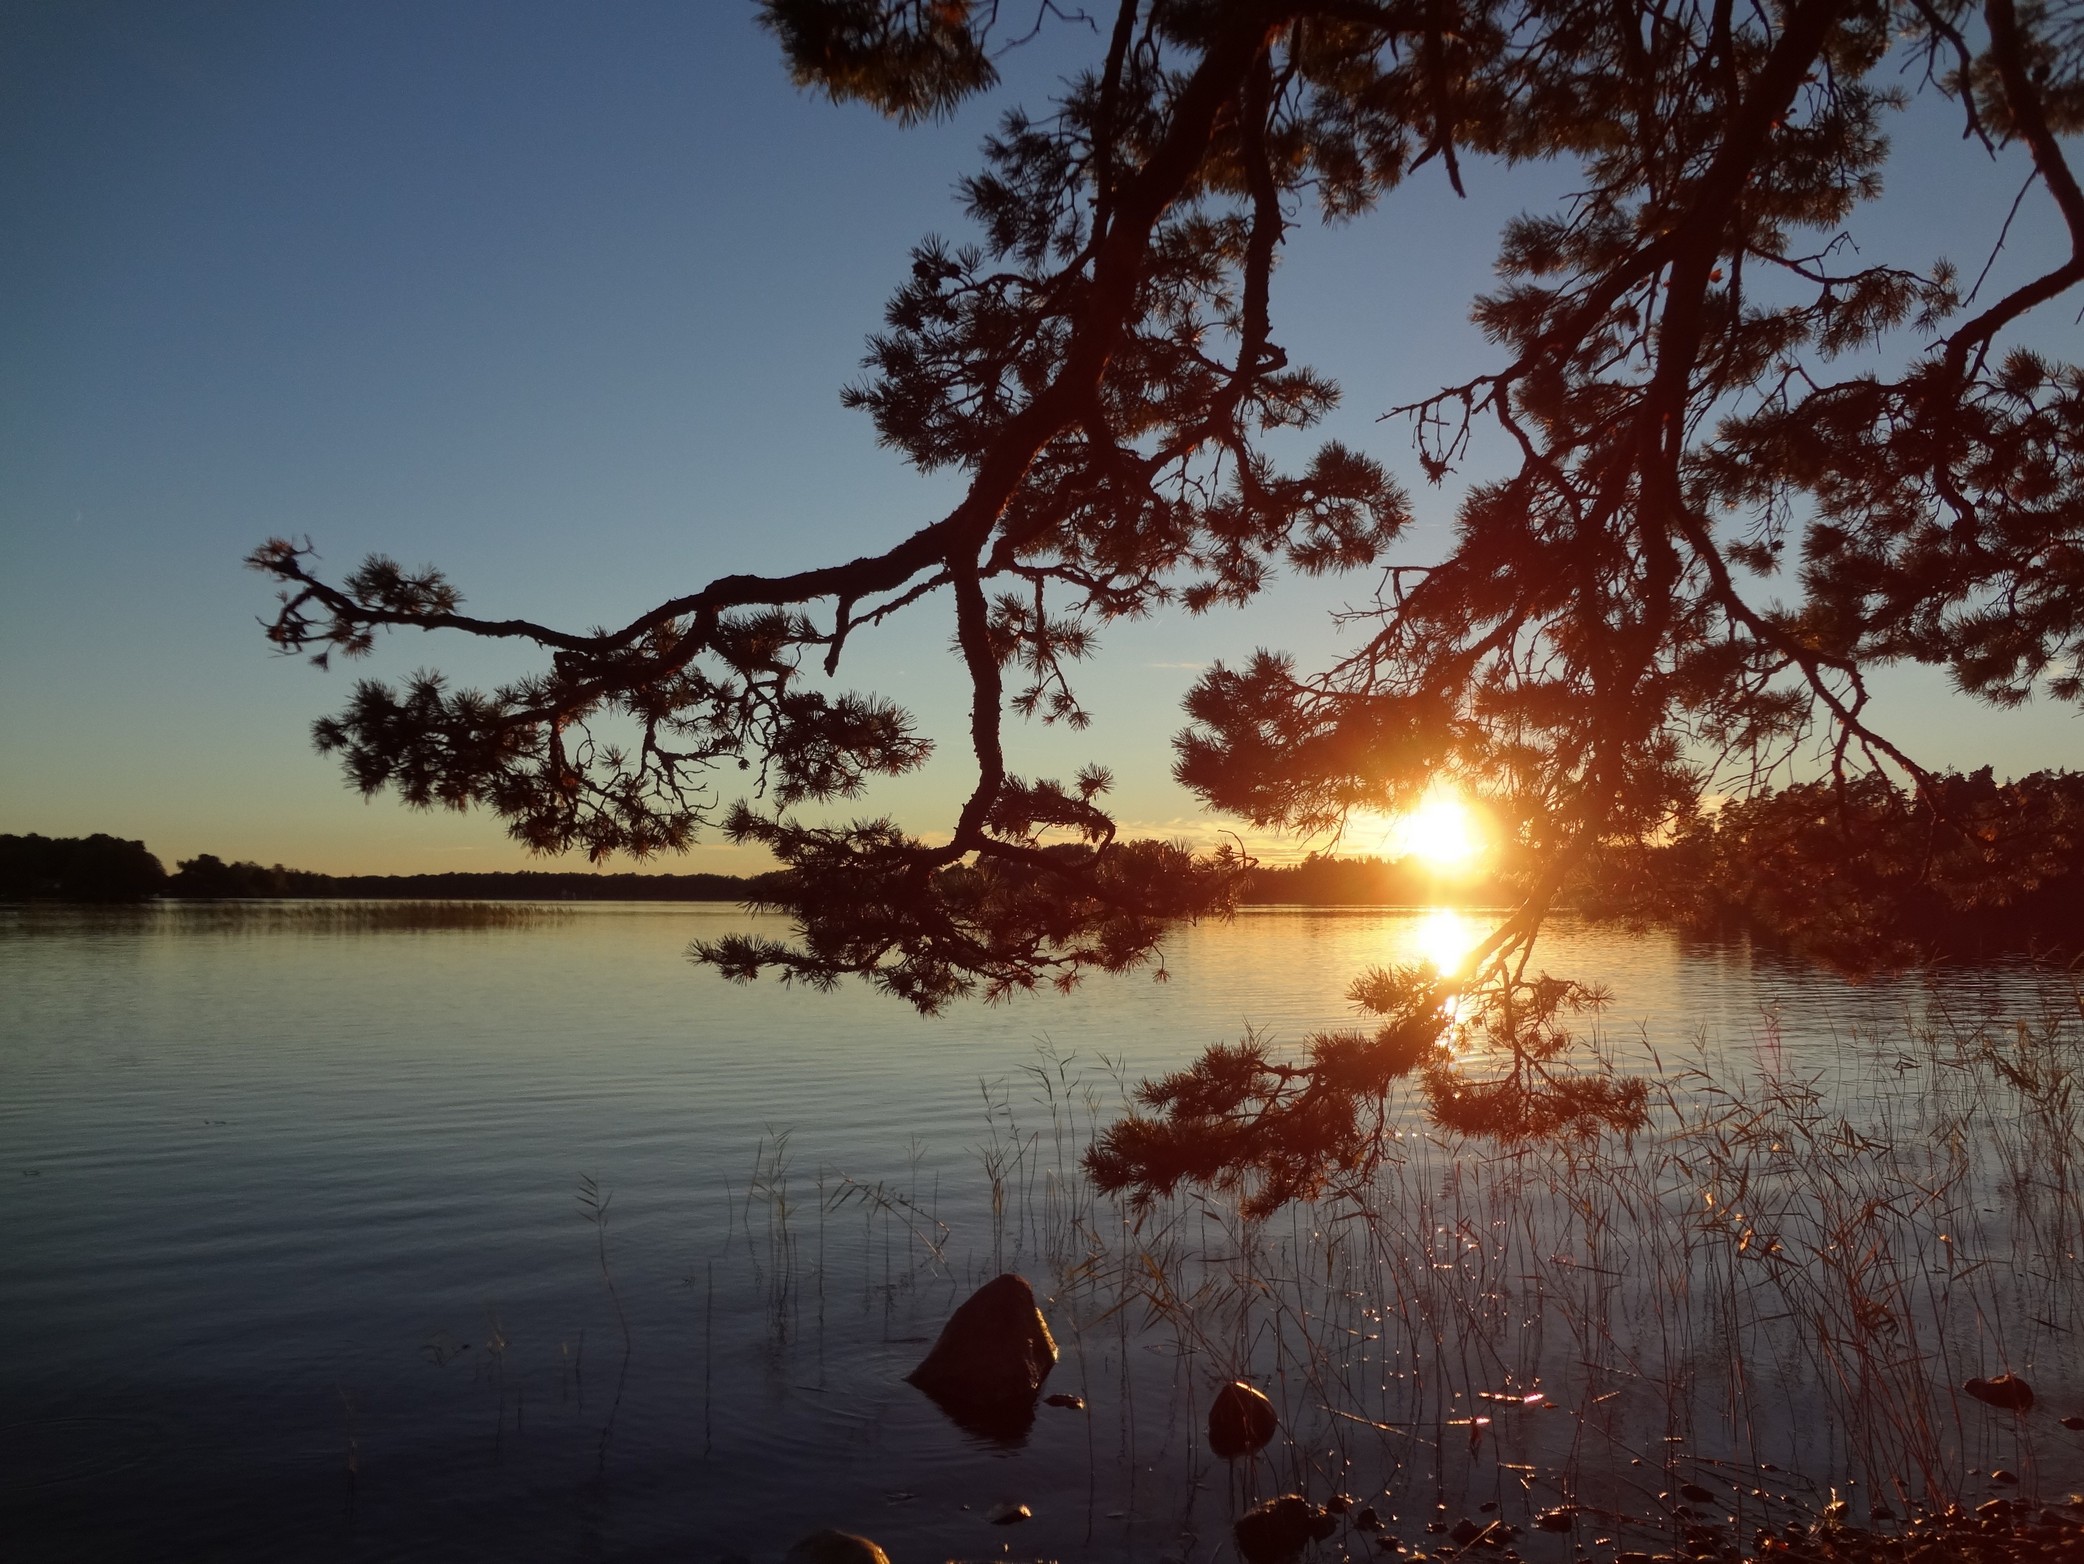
[783,1531,890,1564]
[1207,1379,1279,1459]
[1234,1495,1336,1564]
[1965,1373,2036,1412]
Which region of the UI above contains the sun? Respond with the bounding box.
[1387,790,1486,875]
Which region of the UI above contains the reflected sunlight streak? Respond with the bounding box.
[1410,907,1486,979]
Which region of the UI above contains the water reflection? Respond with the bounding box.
[0,903,2074,1560]
[1405,905,1490,977]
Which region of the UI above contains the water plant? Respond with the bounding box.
[387,967,2083,1557]
[1034,977,2084,1552]
[576,1172,633,1469]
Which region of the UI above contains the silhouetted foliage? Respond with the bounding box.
[697,823,1235,1007]
[0,835,168,903]
[161,854,781,902]
[1241,852,1515,906]
[1579,767,2084,969]
[167,855,336,899]
[252,1,2084,1207]
[1086,965,1646,1214]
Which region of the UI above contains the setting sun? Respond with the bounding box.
[1387,791,1486,874]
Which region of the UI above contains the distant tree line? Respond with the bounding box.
[0,839,781,904]
[1238,855,1515,908]
[159,855,784,903]
[0,836,1520,907]
[1575,768,2084,969]
[6,771,2078,967]
[0,834,169,902]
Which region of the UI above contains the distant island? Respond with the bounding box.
[6,766,2079,968]
[0,833,1490,908]
[0,836,781,905]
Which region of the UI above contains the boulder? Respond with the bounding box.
[1965,1373,2036,1412]
[906,1274,1057,1438]
[1208,1379,1279,1459]
[783,1531,890,1564]
[1234,1495,1336,1564]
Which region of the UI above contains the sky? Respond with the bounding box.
[2,0,2078,876]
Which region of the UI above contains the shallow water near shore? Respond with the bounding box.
[1,901,2076,1561]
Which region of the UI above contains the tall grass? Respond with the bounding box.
[712,973,2084,1551]
[1005,974,2084,1547]
[390,964,2082,1555]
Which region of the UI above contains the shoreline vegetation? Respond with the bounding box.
[720,999,2084,1563]
[4,765,2080,965]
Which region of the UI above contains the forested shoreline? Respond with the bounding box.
[6,767,2080,966]
[0,835,1517,907]
[0,838,781,904]
[1572,769,2084,969]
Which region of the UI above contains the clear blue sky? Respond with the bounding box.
[3,1,2076,875]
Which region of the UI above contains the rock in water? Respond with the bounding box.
[1208,1379,1279,1459]
[1233,1495,1336,1564]
[1965,1373,2036,1412]
[906,1273,1057,1437]
[784,1531,890,1564]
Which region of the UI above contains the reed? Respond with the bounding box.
[401,964,2083,1557]
[576,1173,633,1469]
[971,969,2084,1550]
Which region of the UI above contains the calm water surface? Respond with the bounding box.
[0,903,2060,1561]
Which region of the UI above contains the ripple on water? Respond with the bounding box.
[0,1415,170,1492]
[0,902,2073,1560]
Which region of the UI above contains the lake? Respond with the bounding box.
[2,902,2077,1561]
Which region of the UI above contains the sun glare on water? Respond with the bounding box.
[1411,907,1486,978]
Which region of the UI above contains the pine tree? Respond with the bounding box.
[250,0,2084,1208]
